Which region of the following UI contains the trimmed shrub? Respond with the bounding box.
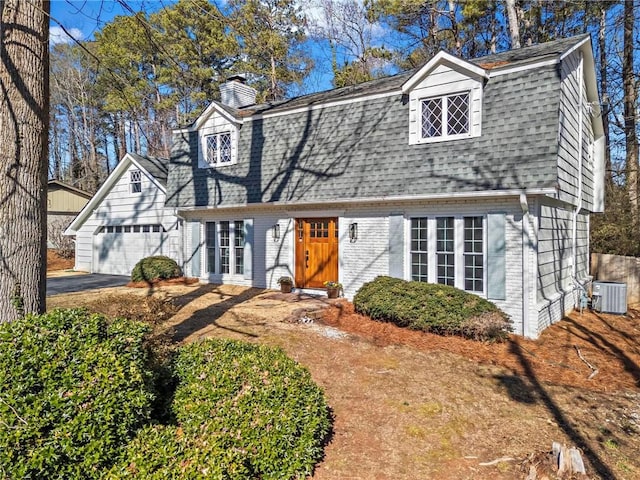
[0,309,155,479]
[131,255,181,283]
[109,339,332,480]
[354,276,511,341]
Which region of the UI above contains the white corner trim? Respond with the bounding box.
[402,51,489,94]
[187,102,243,132]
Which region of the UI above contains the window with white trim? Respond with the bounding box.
[463,216,484,293]
[206,222,216,274]
[205,220,244,276]
[205,131,233,166]
[130,170,142,193]
[421,92,470,140]
[410,218,428,282]
[409,215,486,295]
[436,217,455,286]
[234,220,244,275]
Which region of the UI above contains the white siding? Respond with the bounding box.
[558,50,596,210]
[74,163,179,274]
[536,199,575,332]
[183,198,534,336]
[198,111,239,168]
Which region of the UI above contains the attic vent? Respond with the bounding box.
[219,75,257,108]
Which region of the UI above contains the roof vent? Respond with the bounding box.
[219,75,257,109]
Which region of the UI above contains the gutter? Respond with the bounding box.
[572,52,585,290]
[173,188,557,215]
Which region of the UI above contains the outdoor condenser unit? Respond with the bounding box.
[592,282,627,315]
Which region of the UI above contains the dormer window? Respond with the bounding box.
[130,170,142,193]
[421,92,470,139]
[205,132,232,166]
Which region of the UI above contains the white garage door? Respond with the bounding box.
[93,225,169,275]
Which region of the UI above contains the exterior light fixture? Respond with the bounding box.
[349,222,358,242]
[272,223,280,241]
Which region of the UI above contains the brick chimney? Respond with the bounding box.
[219,75,257,108]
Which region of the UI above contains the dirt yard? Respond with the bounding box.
[46,249,74,271]
[47,284,640,480]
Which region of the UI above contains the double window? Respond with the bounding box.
[205,220,244,275]
[410,216,485,294]
[421,92,470,140]
[204,131,232,166]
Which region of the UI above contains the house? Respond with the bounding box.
[47,180,92,248]
[83,34,600,339]
[64,153,181,275]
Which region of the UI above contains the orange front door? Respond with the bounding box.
[295,218,338,289]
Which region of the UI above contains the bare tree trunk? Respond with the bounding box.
[623,0,638,220]
[505,0,520,49]
[599,5,612,188]
[0,0,49,321]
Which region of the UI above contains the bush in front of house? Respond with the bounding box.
[108,339,332,480]
[131,255,181,283]
[0,309,155,480]
[353,276,512,341]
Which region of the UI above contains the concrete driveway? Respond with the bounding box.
[47,274,129,296]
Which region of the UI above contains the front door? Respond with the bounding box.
[295,218,338,289]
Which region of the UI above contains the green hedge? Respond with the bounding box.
[354,276,511,341]
[131,255,181,283]
[109,339,332,480]
[0,309,155,479]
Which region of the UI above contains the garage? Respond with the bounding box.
[92,224,169,275]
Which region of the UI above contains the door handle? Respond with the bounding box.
[305,250,309,268]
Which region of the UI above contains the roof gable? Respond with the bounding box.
[402,51,488,94]
[64,153,169,235]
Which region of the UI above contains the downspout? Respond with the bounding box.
[572,52,585,293]
[520,192,529,337]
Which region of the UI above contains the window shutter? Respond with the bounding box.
[487,213,506,300]
[388,214,404,278]
[243,218,253,281]
[191,221,201,277]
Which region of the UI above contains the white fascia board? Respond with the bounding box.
[249,90,401,121]
[487,58,559,77]
[64,153,165,235]
[559,35,591,61]
[577,41,604,138]
[190,102,243,131]
[402,51,489,94]
[175,188,557,215]
[64,154,134,235]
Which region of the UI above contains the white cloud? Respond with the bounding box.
[50,26,84,45]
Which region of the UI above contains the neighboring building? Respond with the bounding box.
[47,180,91,232]
[166,34,605,338]
[64,153,181,275]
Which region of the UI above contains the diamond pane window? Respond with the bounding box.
[204,132,233,166]
[421,98,442,138]
[130,170,142,193]
[447,94,469,135]
[220,133,232,164]
[420,92,470,140]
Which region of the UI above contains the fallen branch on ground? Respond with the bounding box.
[574,345,599,379]
[479,456,516,466]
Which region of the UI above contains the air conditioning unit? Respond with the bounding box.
[592,282,627,314]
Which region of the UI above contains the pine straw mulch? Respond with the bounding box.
[320,301,640,393]
[126,277,200,288]
[46,249,74,271]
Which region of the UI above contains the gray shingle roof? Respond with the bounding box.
[130,153,169,187]
[167,35,590,209]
